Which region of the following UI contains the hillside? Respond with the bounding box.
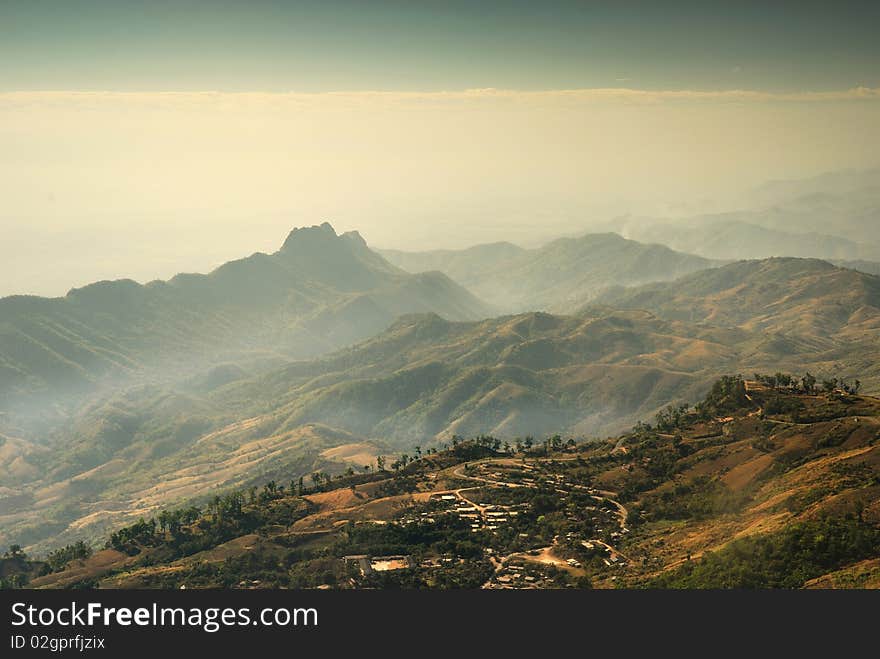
[0,414,388,555]
[213,269,880,445]
[0,223,492,429]
[7,379,878,590]
[0,308,732,553]
[592,257,880,340]
[381,233,713,313]
[222,310,738,442]
[7,255,880,556]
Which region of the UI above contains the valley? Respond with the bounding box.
[6,379,878,589]
[2,210,880,586]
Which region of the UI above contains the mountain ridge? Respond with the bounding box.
[0,223,493,429]
[381,232,715,312]
[591,257,880,338]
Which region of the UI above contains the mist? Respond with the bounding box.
[2,88,879,297]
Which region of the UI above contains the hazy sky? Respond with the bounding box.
[2,1,879,296]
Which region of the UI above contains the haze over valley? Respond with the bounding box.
[3,199,880,553]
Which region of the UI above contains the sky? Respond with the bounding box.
[1,1,879,296]
[3,1,879,92]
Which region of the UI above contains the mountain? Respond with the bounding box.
[215,263,880,446]
[0,402,389,553]
[747,167,880,244]
[7,254,880,552]
[221,310,738,442]
[592,257,880,339]
[601,169,880,262]
[1,308,734,546]
[833,259,880,276]
[12,380,879,590]
[381,233,714,313]
[0,222,492,428]
[0,307,740,553]
[615,216,880,262]
[379,242,526,285]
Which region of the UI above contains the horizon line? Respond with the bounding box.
[2,86,879,103]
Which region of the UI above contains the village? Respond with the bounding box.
[341,456,632,588]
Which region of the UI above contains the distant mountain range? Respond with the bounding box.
[613,216,880,262]
[381,233,714,312]
[4,209,880,557]
[0,223,491,426]
[748,167,880,244]
[0,307,723,552]
[601,169,880,262]
[218,259,880,446]
[6,255,879,552]
[833,259,880,276]
[592,257,880,338]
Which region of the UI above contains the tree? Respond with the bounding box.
[656,404,689,431]
[775,373,793,389]
[46,541,92,572]
[376,455,386,472]
[855,499,866,523]
[841,380,862,394]
[802,372,817,394]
